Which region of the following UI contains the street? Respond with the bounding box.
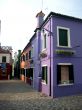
[0,80,82,110]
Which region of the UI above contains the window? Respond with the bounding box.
[21,68,25,75]
[23,55,25,61]
[26,53,28,60]
[31,47,34,58]
[57,64,74,85]
[44,34,46,49]
[2,56,6,62]
[29,50,31,59]
[57,26,70,47]
[41,31,47,50]
[42,66,47,84]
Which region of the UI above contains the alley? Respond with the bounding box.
[0,80,82,110]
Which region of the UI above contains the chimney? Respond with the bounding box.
[36,11,45,28]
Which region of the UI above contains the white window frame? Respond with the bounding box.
[57,63,74,86]
[58,63,72,65]
[57,26,71,48]
[41,30,47,51]
[42,65,48,85]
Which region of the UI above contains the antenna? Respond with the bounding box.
[41,0,43,11]
[41,0,49,14]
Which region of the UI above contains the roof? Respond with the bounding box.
[21,42,31,54]
[0,47,11,54]
[29,33,36,42]
[21,33,36,54]
[22,11,82,53]
[35,12,82,32]
[42,12,82,27]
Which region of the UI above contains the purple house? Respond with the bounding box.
[22,11,82,97]
[34,11,82,97]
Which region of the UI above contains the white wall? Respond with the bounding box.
[0,53,11,63]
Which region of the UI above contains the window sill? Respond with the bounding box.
[57,45,72,49]
[42,81,47,85]
[58,83,74,86]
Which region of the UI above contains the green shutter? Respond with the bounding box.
[69,65,74,83]
[59,29,68,46]
[57,65,61,84]
[42,67,44,80]
[42,66,47,84]
[45,66,47,84]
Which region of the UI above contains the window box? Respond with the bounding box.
[40,51,47,58]
[55,49,75,55]
[61,80,70,84]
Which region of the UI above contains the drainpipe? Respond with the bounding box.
[49,17,52,96]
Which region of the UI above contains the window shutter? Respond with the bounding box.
[59,29,68,46]
[69,65,74,83]
[42,67,44,80]
[45,66,47,84]
[57,65,61,84]
[26,69,28,77]
[23,68,25,76]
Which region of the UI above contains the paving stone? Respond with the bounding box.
[0,80,82,110]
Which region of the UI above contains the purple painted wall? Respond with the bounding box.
[31,12,82,97]
[40,18,54,97]
[40,14,82,97]
[31,31,42,90]
[52,16,82,97]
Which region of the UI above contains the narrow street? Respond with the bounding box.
[0,80,82,110]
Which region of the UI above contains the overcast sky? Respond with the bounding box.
[0,0,82,54]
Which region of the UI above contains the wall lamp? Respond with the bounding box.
[42,28,53,36]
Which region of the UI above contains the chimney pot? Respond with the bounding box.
[36,11,45,28]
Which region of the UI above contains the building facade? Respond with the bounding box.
[0,45,12,80]
[21,11,82,97]
[20,42,34,84]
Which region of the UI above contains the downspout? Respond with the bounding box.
[49,17,52,96]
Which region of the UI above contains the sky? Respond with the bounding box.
[0,0,82,55]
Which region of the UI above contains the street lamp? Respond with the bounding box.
[42,28,53,36]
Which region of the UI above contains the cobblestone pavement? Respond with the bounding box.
[0,80,82,110]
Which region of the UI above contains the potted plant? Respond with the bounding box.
[40,51,47,58]
[55,49,75,55]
